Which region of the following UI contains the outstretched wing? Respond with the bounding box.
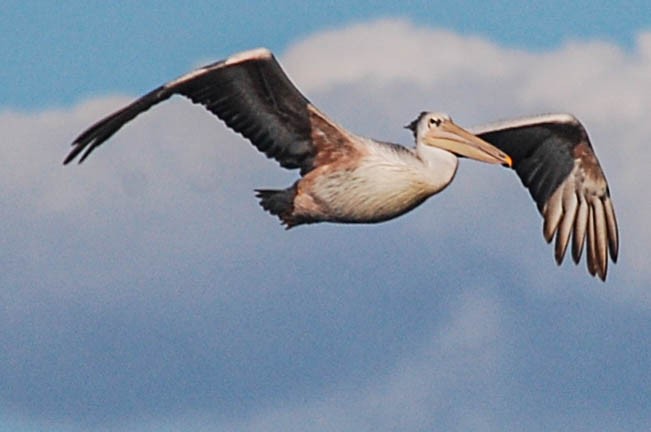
[473,114,619,281]
[65,48,355,174]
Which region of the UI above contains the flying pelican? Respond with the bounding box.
[65,48,618,280]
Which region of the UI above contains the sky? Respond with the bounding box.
[2,2,651,431]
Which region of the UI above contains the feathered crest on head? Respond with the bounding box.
[404,111,429,137]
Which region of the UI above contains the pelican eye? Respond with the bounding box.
[428,117,442,127]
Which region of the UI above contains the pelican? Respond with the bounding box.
[65,48,618,280]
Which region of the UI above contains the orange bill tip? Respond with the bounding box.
[504,155,513,168]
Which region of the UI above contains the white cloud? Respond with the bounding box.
[282,19,520,93]
[3,18,651,432]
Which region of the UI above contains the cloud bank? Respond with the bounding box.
[2,19,650,432]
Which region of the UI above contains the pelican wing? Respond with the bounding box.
[473,114,619,280]
[65,48,352,173]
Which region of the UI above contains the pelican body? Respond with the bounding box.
[257,111,509,227]
[65,48,618,280]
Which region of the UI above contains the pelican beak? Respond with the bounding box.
[424,121,512,167]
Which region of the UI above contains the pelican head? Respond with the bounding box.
[406,112,512,167]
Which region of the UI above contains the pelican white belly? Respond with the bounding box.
[300,143,454,223]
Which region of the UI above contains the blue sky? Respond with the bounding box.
[2,1,649,109]
[2,2,651,432]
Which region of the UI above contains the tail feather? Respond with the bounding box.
[255,186,299,228]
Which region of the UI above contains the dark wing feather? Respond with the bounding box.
[473,114,619,281]
[65,48,323,173]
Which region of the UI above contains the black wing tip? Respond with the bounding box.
[63,140,93,165]
[63,144,83,165]
[63,87,171,166]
